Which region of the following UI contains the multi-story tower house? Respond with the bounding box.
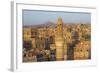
[55,17,64,60]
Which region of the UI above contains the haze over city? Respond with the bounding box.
[23,10,91,26]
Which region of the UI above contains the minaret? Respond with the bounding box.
[55,17,64,60]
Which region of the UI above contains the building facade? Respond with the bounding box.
[23,17,91,62]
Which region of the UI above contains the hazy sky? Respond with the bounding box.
[23,10,91,26]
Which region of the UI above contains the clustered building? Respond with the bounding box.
[23,17,91,62]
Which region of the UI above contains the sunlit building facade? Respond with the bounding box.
[23,17,91,62]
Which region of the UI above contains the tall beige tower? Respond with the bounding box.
[55,17,64,60]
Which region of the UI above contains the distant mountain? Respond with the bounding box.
[44,21,56,28]
[23,21,90,28]
[23,21,56,28]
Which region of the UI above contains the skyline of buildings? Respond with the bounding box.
[23,17,91,62]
